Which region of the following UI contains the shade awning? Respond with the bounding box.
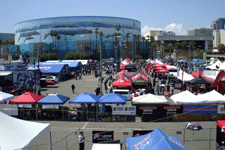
[0,91,14,102]
[188,75,210,84]
[69,93,100,104]
[113,76,132,88]
[36,92,70,104]
[10,92,44,104]
[98,93,126,104]
[0,111,51,150]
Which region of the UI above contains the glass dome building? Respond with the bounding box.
[15,16,141,60]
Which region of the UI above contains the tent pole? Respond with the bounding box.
[36,104,38,120]
[62,106,64,121]
[49,132,52,150]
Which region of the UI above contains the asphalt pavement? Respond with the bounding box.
[26,71,219,150]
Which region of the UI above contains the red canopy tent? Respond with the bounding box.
[191,70,203,78]
[120,63,126,69]
[10,92,44,104]
[113,76,132,88]
[132,73,148,81]
[152,62,159,64]
[154,66,164,70]
[162,63,169,68]
[156,69,169,73]
[145,63,151,75]
[217,120,225,147]
[116,70,131,77]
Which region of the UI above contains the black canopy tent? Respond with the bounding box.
[188,75,211,92]
[132,77,148,87]
[115,73,132,80]
[132,70,147,77]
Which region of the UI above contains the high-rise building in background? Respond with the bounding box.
[210,18,225,30]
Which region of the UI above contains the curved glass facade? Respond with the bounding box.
[15,16,141,59]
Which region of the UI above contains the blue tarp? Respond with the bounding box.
[125,128,187,150]
[69,93,100,104]
[28,64,68,74]
[98,93,126,104]
[36,92,70,104]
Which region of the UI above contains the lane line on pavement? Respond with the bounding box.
[83,122,88,129]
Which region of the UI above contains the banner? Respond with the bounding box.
[218,105,225,114]
[139,106,157,115]
[112,106,136,115]
[183,105,218,113]
[163,105,183,114]
[92,131,114,143]
[133,130,153,137]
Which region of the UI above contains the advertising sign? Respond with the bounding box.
[112,106,136,115]
[163,105,183,114]
[183,105,218,113]
[133,130,153,137]
[218,105,225,114]
[139,106,157,115]
[92,131,114,143]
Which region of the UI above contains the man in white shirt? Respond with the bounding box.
[79,131,85,150]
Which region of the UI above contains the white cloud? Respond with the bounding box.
[141,23,187,35]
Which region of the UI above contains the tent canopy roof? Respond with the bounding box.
[0,111,51,150]
[36,92,70,104]
[10,92,44,104]
[125,127,187,150]
[69,93,100,104]
[132,93,168,104]
[0,91,14,102]
[189,75,210,84]
[98,93,126,104]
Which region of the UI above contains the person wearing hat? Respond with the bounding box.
[79,131,85,150]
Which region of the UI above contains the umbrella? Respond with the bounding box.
[160,84,166,86]
[186,122,203,131]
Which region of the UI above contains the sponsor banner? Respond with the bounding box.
[133,130,153,137]
[183,105,218,113]
[139,106,157,115]
[218,105,225,114]
[112,106,136,115]
[0,104,18,116]
[92,131,114,143]
[163,105,183,115]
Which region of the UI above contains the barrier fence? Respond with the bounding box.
[16,127,217,150]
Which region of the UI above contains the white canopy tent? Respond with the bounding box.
[170,90,203,104]
[0,91,14,102]
[206,60,221,70]
[0,111,51,150]
[173,70,194,82]
[197,90,225,103]
[132,93,168,104]
[92,143,121,150]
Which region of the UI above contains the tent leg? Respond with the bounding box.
[49,132,52,150]
[36,104,38,120]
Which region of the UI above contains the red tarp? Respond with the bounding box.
[217,120,225,130]
[10,92,44,104]
[132,73,148,81]
[116,70,131,77]
[113,76,132,88]
[156,69,169,73]
[191,70,203,77]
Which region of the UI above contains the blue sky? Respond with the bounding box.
[0,0,224,35]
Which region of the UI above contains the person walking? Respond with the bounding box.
[79,131,85,150]
[171,86,174,95]
[71,84,75,93]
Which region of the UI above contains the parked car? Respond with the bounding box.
[9,86,26,95]
[41,75,59,83]
[112,89,132,101]
[46,80,55,85]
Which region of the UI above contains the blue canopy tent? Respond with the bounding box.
[126,127,187,150]
[69,93,100,104]
[28,64,69,81]
[98,93,126,104]
[69,93,101,121]
[36,92,70,120]
[37,92,70,105]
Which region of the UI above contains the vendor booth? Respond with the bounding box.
[217,120,225,147]
[113,76,132,89]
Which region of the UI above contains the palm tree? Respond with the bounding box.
[95,28,99,51]
[190,41,196,60]
[125,33,131,58]
[167,43,174,59]
[181,41,187,59]
[113,32,122,62]
[99,31,104,55]
[53,31,58,51]
[88,30,93,53]
[56,34,60,59]
[159,42,166,59]
[151,42,158,58]
[174,42,180,60]
[50,30,55,51]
